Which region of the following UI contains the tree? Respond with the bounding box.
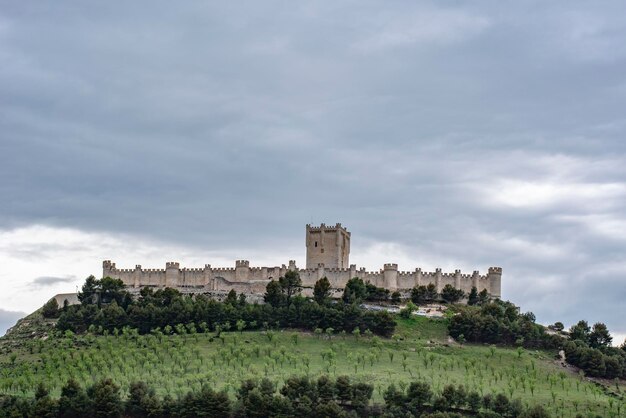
[581,348,606,377]
[313,277,331,304]
[264,280,283,308]
[42,298,59,318]
[550,322,564,332]
[351,382,373,412]
[179,386,231,417]
[383,383,404,409]
[391,291,401,304]
[78,275,99,305]
[589,322,612,348]
[126,381,160,418]
[343,277,367,303]
[441,285,464,304]
[569,320,591,344]
[399,302,416,319]
[59,379,90,418]
[34,384,57,418]
[225,289,238,305]
[406,381,432,414]
[279,270,302,304]
[521,311,536,322]
[491,393,510,415]
[520,405,551,418]
[425,283,438,302]
[411,286,427,305]
[467,391,481,412]
[88,378,122,418]
[467,287,479,305]
[238,293,247,306]
[78,276,128,307]
[478,288,490,305]
[99,277,128,306]
[365,283,389,302]
[93,301,128,331]
[35,383,49,400]
[236,319,246,334]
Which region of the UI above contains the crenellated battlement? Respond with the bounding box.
[102,223,502,299]
[324,267,351,273]
[306,222,348,232]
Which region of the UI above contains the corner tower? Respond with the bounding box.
[306,223,351,269]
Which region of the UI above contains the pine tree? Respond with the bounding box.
[88,378,122,418]
[59,379,91,418]
[264,280,283,308]
[279,270,302,304]
[589,322,612,348]
[42,298,59,318]
[313,277,331,304]
[225,289,238,305]
[467,286,479,305]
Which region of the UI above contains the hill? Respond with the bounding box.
[1,313,624,417]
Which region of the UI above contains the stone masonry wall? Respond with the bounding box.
[103,260,502,298]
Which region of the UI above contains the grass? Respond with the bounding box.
[1,317,624,417]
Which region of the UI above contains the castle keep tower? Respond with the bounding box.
[306,223,351,269]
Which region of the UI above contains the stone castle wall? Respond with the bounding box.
[103,260,502,298]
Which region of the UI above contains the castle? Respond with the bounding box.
[103,223,502,298]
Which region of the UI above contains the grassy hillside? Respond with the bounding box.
[1,315,623,417]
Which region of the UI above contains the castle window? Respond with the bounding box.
[315,241,318,247]
[321,249,324,253]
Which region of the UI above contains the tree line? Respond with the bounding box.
[341,277,485,306]
[562,320,625,379]
[0,375,552,418]
[448,300,626,379]
[52,273,396,338]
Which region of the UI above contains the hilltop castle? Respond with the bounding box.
[103,223,502,298]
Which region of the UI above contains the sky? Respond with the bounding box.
[1,1,625,341]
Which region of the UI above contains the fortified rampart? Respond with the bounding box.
[103,260,501,297]
[103,224,502,298]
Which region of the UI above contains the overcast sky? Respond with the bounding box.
[1,1,625,340]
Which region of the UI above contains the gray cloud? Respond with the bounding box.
[0,1,625,338]
[31,276,76,286]
[0,309,26,337]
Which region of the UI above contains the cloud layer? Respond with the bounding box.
[0,1,625,341]
[0,309,26,337]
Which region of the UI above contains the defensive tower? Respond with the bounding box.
[305,223,351,269]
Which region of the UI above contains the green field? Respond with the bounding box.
[1,315,624,417]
